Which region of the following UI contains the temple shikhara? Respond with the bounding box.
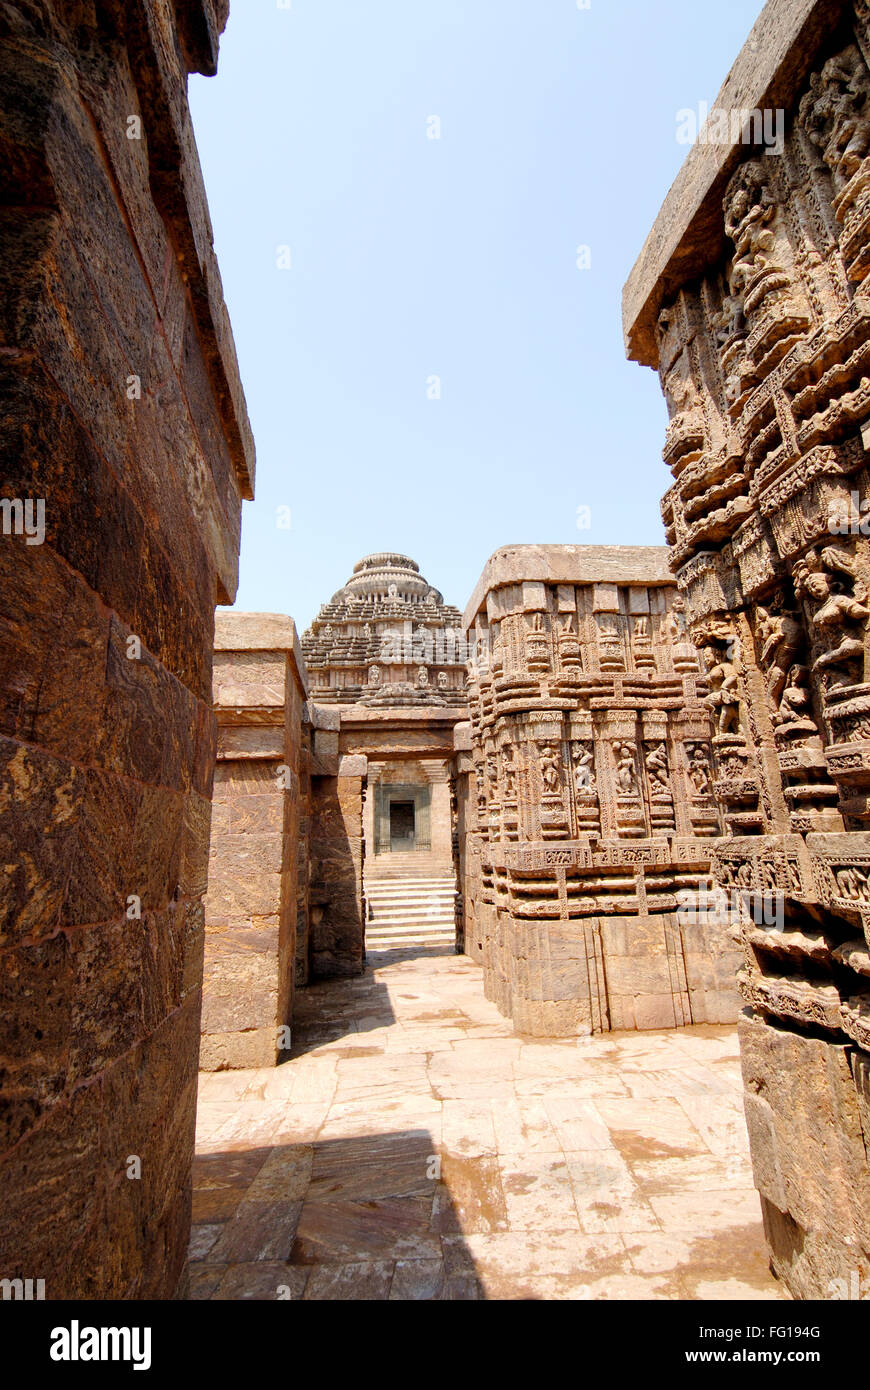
[301,552,467,707]
[2,0,869,1313]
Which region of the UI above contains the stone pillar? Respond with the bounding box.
[623,0,870,1298]
[461,545,736,1037]
[202,614,308,1070]
[0,2,252,1297]
[308,707,366,977]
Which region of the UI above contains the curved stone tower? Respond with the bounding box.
[301,553,468,706]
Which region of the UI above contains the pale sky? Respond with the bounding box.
[189,0,767,632]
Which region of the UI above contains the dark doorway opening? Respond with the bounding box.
[389,800,416,851]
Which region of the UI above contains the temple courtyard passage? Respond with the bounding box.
[190,947,788,1301]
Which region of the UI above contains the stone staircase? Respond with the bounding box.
[365,875,457,952]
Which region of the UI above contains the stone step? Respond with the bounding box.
[367,926,455,939]
[366,900,453,911]
[365,874,457,882]
[367,886,455,894]
[366,934,455,948]
[365,883,456,895]
[366,882,456,892]
[367,896,455,908]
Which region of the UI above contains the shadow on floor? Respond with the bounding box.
[189,1131,487,1301]
[289,968,398,1058]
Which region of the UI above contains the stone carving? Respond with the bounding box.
[538,742,562,793]
[699,637,743,737]
[623,0,870,1300]
[502,745,517,797]
[369,664,380,685]
[686,742,712,797]
[417,666,429,688]
[459,546,729,1038]
[794,546,869,689]
[301,553,466,705]
[644,741,671,793]
[612,739,638,794]
[798,44,870,192]
[573,742,596,793]
[757,603,804,707]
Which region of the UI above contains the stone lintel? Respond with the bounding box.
[622,0,852,368]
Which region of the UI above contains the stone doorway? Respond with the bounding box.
[389,800,416,851]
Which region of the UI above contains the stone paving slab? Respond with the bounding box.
[192,953,788,1301]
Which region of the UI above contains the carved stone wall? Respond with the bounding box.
[624,0,870,1299]
[457,545,738,1037]
[0,2,251,1297]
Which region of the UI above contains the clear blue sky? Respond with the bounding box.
[189,0,766,633]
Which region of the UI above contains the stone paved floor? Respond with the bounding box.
[190,948,788,1300]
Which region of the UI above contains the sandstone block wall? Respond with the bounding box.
[0,1,252,1297]
[458,545,738,1037]
[203,614,306,1069]
[623,0,870,1298]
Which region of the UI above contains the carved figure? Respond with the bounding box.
[794,547,869,687]
[757,604,804,706]
[612,740,638,795]
[688,745,712,796]
[573,744,596,793]
[799,45,870,190]
[645,741,670,791]
[774,664,814,728]
[701,644,743,736]
[539,743,562,793]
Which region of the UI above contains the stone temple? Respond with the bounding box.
[3,0,869,1310]
[301,552,467,708]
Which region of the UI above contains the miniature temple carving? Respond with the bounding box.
[454,545,738,1038]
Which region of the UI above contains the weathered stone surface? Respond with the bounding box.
[203,614,306,1069]
[623,0,870,1298]
[0,1,249,1297]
